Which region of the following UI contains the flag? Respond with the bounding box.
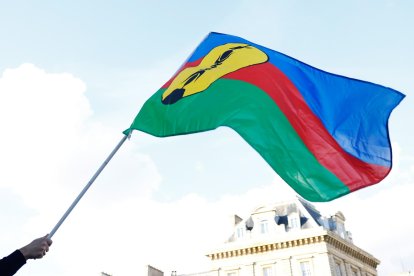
[124,32,405,202]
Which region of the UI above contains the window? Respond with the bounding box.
[300,261,312,276]
[260,220,269,234]
[350,267,359,276]
[262,266,273,276]
[291,217,299,228]
[336,223,345,238]
[236,227,244,238]
[288,213,300,229]
[335,262,342,276]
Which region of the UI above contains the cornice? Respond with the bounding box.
[206,231,379,269]
[325,232,380,268]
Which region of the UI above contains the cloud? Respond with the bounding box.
[0,64,164,275]
[0,64,92,211]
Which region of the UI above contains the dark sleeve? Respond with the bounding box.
[0,250,26,276]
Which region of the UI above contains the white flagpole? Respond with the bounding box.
[48,134,129,238]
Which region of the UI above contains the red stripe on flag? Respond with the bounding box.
[224,63,389,191]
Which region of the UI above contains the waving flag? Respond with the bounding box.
[124,32,405,202]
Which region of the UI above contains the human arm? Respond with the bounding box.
[0,250,26,276]
[0,234,53,276]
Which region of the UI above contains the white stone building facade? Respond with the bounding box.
[178,198,379,276]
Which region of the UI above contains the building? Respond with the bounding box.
[178,197,379,276]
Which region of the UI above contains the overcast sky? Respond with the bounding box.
[0,1,413,275]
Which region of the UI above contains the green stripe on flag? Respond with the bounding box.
[126,78,350,201]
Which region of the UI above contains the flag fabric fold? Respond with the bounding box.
[125,32,405,202]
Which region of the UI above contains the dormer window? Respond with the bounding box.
[236,226,245,239]
[290,217,299,229]
[260,220,269,234]
[336,223,345,239]
[289,212,300,230]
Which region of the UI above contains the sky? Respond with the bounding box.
[0,0,413,275]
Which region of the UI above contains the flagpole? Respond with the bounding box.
[48,134,129,238]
